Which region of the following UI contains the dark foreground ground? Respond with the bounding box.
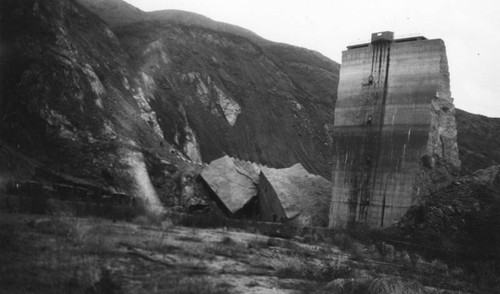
[0,210,482,294]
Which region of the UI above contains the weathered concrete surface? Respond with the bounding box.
[258,167,301,223]
[200,156,259,215]
[259,164,331,227]
[201,157,331,226]
[329,33,460,228]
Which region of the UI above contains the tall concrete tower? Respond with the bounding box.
[329,32,460,228]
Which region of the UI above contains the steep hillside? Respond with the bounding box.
[0,0,201,212]
[78,0,340,177]
[115,22,338,176]
[398,165,500,260]
[76,0,265,43]
[0,0,338,215]
[455,109,500,174]
[72,0,147,26]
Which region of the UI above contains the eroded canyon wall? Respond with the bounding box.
[329,32,460,228]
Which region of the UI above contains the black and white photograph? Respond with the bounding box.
[1,0,499,293]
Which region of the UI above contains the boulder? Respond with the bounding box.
[200,156,259,215]
[259,163,331,226]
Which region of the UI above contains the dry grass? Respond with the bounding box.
[162,277,232,294]
[204,239,248,258]
[176,235,203,242]
[316,277,425,294]
[61,219,118,254]
[144,230,180,253]
[270,255,351,281]
[367,278,425,294]
[1,213,488,293]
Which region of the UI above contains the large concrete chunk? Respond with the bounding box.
[329,32,461,228]
[201,156,331,226]
[200,156,258,214]
[259,164,331,227]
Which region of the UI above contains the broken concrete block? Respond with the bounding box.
[200,156,258,215]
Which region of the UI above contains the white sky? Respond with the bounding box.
[125,0,500,118]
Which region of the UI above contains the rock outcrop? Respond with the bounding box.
[0,0,182,213]
[0,0,338,214]
[77,0,339,179]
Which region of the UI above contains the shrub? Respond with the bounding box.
[270,255,351,281]
[219,236,235,245]
[86,269,123,294]
[204,237,248,258]
[367,278,424,294]
[131,213,163,227]
[0,223,19,252]
[165,277,231,294]
[176,235,203,243]
[69,222,116,253]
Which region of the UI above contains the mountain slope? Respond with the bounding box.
[455,109,500,174]
[72,0,147,26]
[77,0,339,177]
[399,165,500,259]
[0,0,338,216]
[0,0,202,212]
[76,0,266,43]
[115,21,338,176]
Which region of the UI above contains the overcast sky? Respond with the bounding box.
[125,0,500,118]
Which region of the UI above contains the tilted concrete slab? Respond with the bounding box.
[200,155,258,215]
[259,163,331,227]
[201,156,332,226]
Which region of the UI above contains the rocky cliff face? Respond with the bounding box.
[111,11,339,177]
[0,0,197,213]
[0,0,338,212]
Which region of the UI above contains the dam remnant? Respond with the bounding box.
[329,32,460,228]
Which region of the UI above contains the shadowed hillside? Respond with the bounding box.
[456,109,500,174]
[0,0,338,216]
[77,0,340,178]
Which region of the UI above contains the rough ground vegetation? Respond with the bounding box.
[0,209,484,294]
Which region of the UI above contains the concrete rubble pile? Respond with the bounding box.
[200,155,331,227]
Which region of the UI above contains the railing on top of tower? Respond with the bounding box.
[394,32,423,39]
[346,33,426,49]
